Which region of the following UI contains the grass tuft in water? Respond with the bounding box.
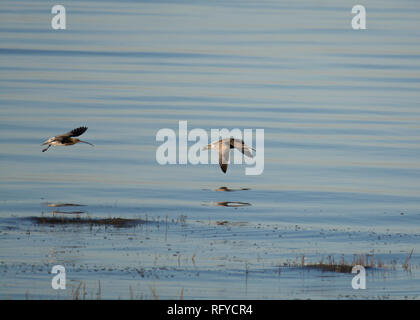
[28,216,146,228]
[283,253,387,273]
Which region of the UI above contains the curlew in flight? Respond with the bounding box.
[203,138,255,173]
[41,126,94,152]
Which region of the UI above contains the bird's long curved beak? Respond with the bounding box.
[79,140,94,146]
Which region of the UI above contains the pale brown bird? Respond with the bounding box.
[41,126,94,152]
[203,138,254,173]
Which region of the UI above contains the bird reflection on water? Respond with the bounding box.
[215,186,250,192]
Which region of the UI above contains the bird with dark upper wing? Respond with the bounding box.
[202,138,255,173]
[41,126,94,152]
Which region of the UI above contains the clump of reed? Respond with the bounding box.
[28,216,145,228]
[286,253,386,273]
[402,249,414,271]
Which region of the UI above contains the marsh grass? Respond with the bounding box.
[28,216,146,228]
[72,281,83,300]
[283,253,387,273]
[97,280,101,300]
[129,285,134,300]
[149,285,158,300]
[66,282,186,300]
[402,249,414,271]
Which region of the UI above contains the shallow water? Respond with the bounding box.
[1,0,420,299]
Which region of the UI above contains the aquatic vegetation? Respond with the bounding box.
[283,254,387,273]
[28,216,146,228]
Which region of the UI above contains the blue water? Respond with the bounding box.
[0,0,420,299]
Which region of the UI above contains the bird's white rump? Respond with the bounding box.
[156,121,264,176]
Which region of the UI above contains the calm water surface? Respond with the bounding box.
[0,0,420,299]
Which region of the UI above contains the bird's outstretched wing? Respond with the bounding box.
[231,139,254,158]
[41,127,89,150]
[60,127,88,138]
[219,139,231,173]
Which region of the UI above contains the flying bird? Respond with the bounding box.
[41,126,94,152]
[203,138,255,173]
